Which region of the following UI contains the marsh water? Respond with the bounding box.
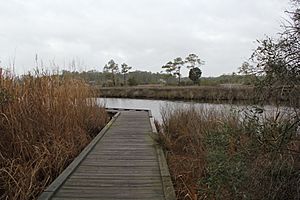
[97,98,287,122]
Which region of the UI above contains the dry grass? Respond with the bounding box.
[0,73,109,199]
[99,86,300,105]
[158,106,300,200]
[99,86,256,102]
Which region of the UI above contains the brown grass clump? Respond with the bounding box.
[159,106,300,200]
[159,106,236,199]
[0,73,109,199]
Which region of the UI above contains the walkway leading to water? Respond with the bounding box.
[39,109,175,200]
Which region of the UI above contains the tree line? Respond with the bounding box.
[162,53,204,85]
[100,53,205,86]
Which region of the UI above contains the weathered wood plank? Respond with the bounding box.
[64,178,163,185]
[57,188,164,194]
[85,155,157,160]
[55,193,164,199]
[69,173,162,177]
[52,198,163,200]
[69,175,162,180]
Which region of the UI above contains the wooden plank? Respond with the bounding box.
[55,191,164,197]
[80,159,157,164]
[61,185,163,189]
[85,155,157,159]
[75,168,160,174]
[69,173,162,177]
[54,193,164,199]
[69,175,162,180]
[55,189,164,196]
[64,180,163,186]
[79,163,158,167]
[58,188,164,195]
[52,197,163,200]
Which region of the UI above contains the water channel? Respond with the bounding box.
[97,98,286,122]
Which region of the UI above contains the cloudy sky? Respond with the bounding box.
[0,0,291,76]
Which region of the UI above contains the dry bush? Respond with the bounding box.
[159,106,300,200]
[0,74,109,199]
[159,106,228,199]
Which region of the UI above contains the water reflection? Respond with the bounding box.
[97,98,247,122]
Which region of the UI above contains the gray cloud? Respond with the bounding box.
[0,0,290,76]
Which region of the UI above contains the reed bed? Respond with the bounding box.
[158,106,300,200]
[99,86,300,106]
[99,86,255,102]
[0,74,109,199]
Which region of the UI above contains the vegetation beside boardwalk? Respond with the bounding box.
[0,74,109,199]
[158,106,300,200]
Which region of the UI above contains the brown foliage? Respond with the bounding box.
[0,74,108,199]
[159,106,300,200]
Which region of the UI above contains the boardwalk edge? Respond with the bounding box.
[38,111,120,200]
[148,110,176,200]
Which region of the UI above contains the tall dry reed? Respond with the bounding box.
[0,74,108,199]
[159,106,300,200]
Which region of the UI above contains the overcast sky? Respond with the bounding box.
[0,0,291,76]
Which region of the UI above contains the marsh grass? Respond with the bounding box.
[99,86,256,102]
[0,73,109,199]
[99,86,300,106]
[159,106,300,200]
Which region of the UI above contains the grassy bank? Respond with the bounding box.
[98,86,255,102]
[158,106,300,199]
[99,85,300,105]
[0,74,109,199]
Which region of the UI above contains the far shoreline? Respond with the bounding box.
[97,85,299,106]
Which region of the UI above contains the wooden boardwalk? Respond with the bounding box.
[39,109,175,200]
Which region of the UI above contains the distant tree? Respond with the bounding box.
[185,53,204,84]
[121,63,132,86]
[162,58,185,85]
[162,61,176,75]
[103,59,119,86]
[173,57,185,85]
[189,67,202,84]
[185,53,205,69]
[162,61,176,84]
